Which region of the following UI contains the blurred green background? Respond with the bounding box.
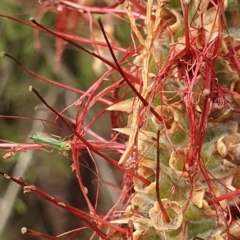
[0,1,130,239]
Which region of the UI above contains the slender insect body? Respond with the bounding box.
[30,132,71,151]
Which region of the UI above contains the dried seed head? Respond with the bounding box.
[216,135,228,158]
[221,219,240,239]
[131,193,154,217]
[232,167,240,189]
[209,107,232,124]
[169,148,189,178]
[149,200,183,231]
[192,188,205,208]
[216,133,240,165]
[137,163,155,179]
[230,79,240,106]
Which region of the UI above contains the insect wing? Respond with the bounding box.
[31,132,70,151]
[35,132,60,144]
[35,132,71,151]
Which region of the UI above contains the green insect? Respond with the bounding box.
[30,132,71,151]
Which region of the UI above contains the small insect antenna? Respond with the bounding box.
[40,119,50,132]
[64,154,103,184]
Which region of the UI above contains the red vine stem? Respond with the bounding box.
[29,86,150,186]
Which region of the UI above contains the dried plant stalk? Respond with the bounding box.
[109,0,240,239]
